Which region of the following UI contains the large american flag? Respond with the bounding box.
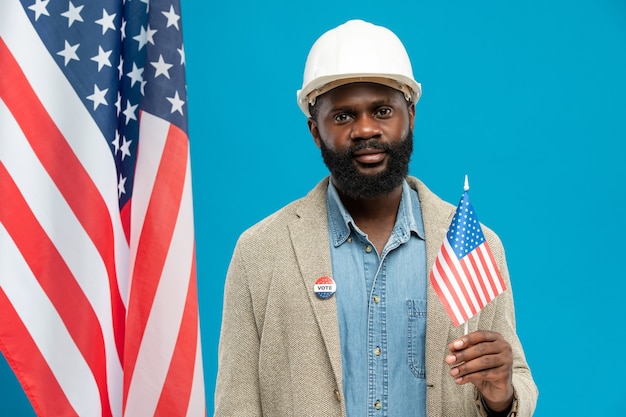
[430,182,506,327]
[0,0,205,416]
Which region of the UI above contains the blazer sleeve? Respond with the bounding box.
[214,242,263,417]
[480,230,538,417]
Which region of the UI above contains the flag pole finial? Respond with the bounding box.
[464,175,469,192]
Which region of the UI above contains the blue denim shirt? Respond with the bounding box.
[327,179,427,417]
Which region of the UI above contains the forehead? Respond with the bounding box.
[316,82,406,109]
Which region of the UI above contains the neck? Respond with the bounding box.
[333,178,403,225]
[334,181,403,254]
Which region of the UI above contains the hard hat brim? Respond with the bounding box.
[297,74,422,117]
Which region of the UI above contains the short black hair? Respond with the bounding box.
[308,102,320,120]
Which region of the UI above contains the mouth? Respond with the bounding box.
[353,149,386,165]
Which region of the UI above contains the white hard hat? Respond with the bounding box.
[297,19,422,117]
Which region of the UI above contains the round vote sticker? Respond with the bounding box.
[314,276,336,299]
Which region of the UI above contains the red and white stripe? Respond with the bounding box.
[123,112,205,416]
[430,238,505,327]
[0,3,204,416]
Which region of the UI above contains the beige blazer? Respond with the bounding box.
[215,177,537,416]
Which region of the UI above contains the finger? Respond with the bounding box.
[451,361,510,386]
[448,338,506,365]
[450,351,506,378]
[448,330,501,352]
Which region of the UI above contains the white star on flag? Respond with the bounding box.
[61,2,84,27]
[57,40,80,66]
[151,54,173,79]
[28,0,50,21]
[115,91,122,115]
[145,24,157,45]
[161,5,180,29]
[86,84,108,110]
[95,9,116,35]
[91,46,113,71]
[122,100,138,124]
[117,174,127,197]
[167,90,185,115]
[120,137,132,160]
[132,25,157,51]
[117,56,124,79]
[112,130,121,152]
[178,45,185,65]
[126,62,144,87]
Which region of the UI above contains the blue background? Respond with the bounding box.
[2,0,625,415]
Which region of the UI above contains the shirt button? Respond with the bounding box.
[347,236,353,243]
[373,295,380,304]
[365,244,373,253]
[374,346,381,356]
[374,400,382,410]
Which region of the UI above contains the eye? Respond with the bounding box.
[333,112,353,124]
[376,107,393,118]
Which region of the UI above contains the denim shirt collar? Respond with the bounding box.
[326,178,425,248]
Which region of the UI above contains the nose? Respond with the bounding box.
[350,114,382,141]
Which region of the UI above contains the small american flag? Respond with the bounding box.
[0,0,205,416]
[430,179,506,327]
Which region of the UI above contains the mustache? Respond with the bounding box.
[349,140,390,155]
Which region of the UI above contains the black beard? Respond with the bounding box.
[319,129,413,199]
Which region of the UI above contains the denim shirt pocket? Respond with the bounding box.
[407,299,426,379]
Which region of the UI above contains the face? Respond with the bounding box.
[308,82,415,199]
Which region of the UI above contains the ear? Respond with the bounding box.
[308,117,322,149]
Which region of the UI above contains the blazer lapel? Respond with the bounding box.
[288,179,344,389]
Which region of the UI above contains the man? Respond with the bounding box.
[214,19,537,416]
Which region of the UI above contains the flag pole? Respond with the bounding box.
[463,174,469,336]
